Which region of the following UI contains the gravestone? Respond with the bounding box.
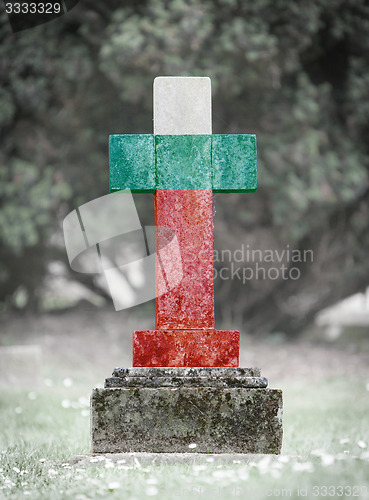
[91,77,283,453]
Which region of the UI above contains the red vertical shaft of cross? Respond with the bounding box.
[155,190,214,330]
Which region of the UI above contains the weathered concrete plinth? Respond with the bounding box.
[91,368,283,454]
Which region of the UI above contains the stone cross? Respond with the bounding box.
[109,77,257,367]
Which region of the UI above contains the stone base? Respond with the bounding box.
[91,368,283,454]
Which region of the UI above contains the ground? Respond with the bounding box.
[1,303,368,386]
[0,304,369,499]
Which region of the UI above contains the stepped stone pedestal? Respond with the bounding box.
[91,367,283,454]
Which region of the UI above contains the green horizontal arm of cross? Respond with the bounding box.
[109,134,257,193]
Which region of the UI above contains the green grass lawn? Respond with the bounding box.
[1,377,369,499]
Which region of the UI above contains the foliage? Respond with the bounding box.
[0,0,369,332]
[0,160,71,253]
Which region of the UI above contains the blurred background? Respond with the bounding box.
[1,0,369,384]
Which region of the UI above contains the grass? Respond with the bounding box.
[0,377,369,499]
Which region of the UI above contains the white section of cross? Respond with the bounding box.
[153,76,212,135]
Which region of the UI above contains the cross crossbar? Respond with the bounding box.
[109,133,257,193]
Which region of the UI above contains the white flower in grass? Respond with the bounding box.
[212,469,229,479]
[61,400,70,409]
[27,392,37,400]
[256,455,272,474]
[238,468,249,481]
[63,378,73,387]
[104,462,114,469]
[339,438,349,444]
[188,443,197,449]
[193,464,207,472]
[271,468,281,479]
[117,465,130,470]
[116,459,126,464]
[292,462,314,472]
[81,410,89,417]
[146,486,158,496]
[24,491,31,496]
[272,461,283,470]
[336,453,349,460]
[321,454,335,466]
[15,407,22,414]
[108,482,121,491]
[48,469,58,477]
[358,440,367,449]
[211,469,221,478]
[78,396,89,407]
[311,449,325,457]
[4,477,14,487]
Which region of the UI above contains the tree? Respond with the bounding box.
[0,0,368,334]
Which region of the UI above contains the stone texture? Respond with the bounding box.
[105,375,268,388]
[108,367,265,388]
[155,190,215,330]
[109,134,155,193]
[108,133,258,193]
[154,77,212,135]
[133,330,239,367]
[91,386,283,454]
[156,135,212,190]
[212,134,257,193]
[113,367,261,377]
